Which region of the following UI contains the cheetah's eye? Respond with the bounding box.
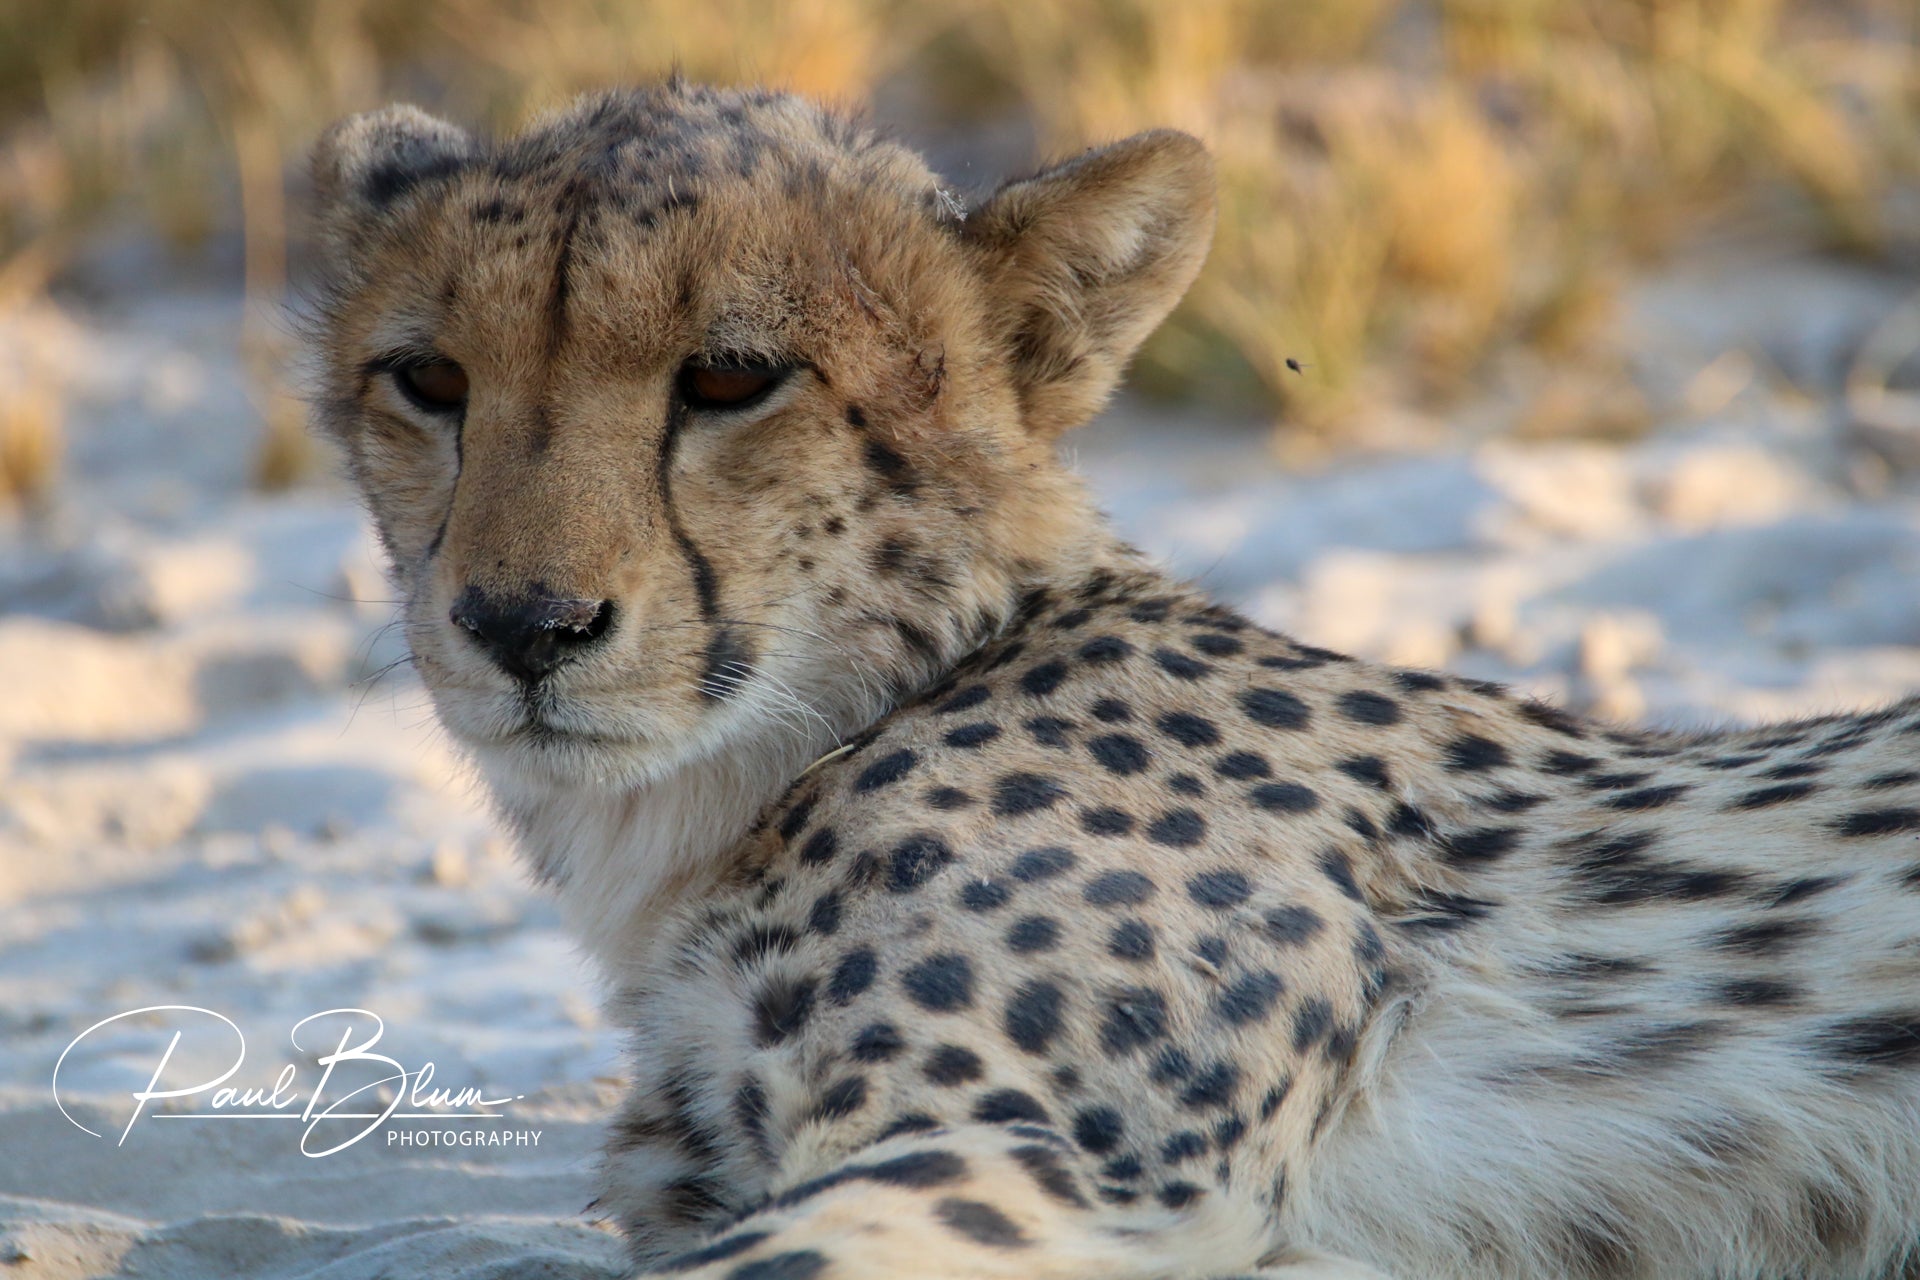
[392,360,469,414]
[678,359,790,413]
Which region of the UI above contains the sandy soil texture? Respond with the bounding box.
[3,243,1918,1277]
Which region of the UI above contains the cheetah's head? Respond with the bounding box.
[311,83,1213,792]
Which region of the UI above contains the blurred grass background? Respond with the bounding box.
[0,0,1916,501]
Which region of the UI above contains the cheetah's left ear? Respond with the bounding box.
[963,131,1215,437]
[309,105,476,279]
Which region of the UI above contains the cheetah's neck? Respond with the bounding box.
[485,727,839,986]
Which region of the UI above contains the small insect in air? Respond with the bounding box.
[1285,358,1310,375]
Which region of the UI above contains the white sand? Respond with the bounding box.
[3,244,1918,1277]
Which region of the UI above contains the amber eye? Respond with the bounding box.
[679,360,789,412]
[393,360,469,413]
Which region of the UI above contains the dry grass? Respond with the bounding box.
[0,0,1914,490]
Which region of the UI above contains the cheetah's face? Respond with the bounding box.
[310,85,1213,790]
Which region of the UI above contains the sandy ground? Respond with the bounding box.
[4,240,1920,1278]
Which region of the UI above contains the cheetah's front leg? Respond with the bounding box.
[638,1122,1389,1280]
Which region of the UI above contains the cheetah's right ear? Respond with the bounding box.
[310,106,475,266]
[962,131,1215,437]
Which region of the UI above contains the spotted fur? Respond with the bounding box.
[312,81,1920,1280]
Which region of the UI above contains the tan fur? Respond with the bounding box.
[312,82,1920,1280]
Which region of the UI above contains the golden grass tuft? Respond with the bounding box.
[0,381,62,509]
[0,0,1913,459]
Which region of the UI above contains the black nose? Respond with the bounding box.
[449,586,614,686]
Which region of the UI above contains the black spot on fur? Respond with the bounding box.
[1188,869,1250,908]
[1005,981,1067,1054]
[1568,829,1752,905]
[1156,1182,1203,1209]
[875,1114,941,1141]
[777,795,817,842]
[927,786,974,811]
[1161,1131,1208,1162]
[1320,849,1364,900]
[1834,808,1920,837]
[1091,698,1132,723]
[700,626,758,701]
[1099,987,1170,1055]
[812,1074,869,1120]
[1010,1143,1089,1207]
[1154,648,1212,680]
[1190,632,1244,656]
[946,722,1002,749]
[1545,750,1601,775]
[828,949,878,1004]
[869,1150,968,1187]
[1262,905,1324,945]
[1816,1013,1920,1074]
[935,685,991,714]
[1178,1060,1240,1110]
[1731,782,1819,810]
[888,833,956,893]
[657,1230,774,1270]
[1152,1048,1194,1083]
[1089,734,1151,775]
[1440,826,1523,865]
[1711,977,1802,1008]
[1020,660,1070,697]
[1085,870,1156,906]
[1007,915,1060,953]
[1215,751,1271,780]
[1072,1106,1124,1153]
[1241,688,1311,730]
[1291,996,1333,1051]
[971,1089,1050,1125]
[1080,807,1136,835]
[1337,690,1402,725]
[1603,783,1692,811]
[751,968,818,1046]
[994,773,1067,816]
[961,878,1010,912]
[924,1044,985,1085]
[1767,874,1848,907]
[798,826,838,866]
[1711,917,1819,956]
[1250,782,1320,813]
[862,438,918,498]
[1025,716,1073,748]
[934,1197,1028,1248]
[852,1022,905,1062]
[726,1251,828,1280]
[1156,712,1220,747]
[1011,846,1076,881]
[1216,970,1283,1025]
[1336,756,1391,789]
[1444,735,1511,772]
[1147,808,1206,847]
[902,953,974,1011]
[1079,636,1134,664]
[1107,919,1156,961]
[857,749,918,792]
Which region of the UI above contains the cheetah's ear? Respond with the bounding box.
[963,131,1215,437]
[310,106,475,265]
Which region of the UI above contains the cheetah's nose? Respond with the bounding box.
[449,585,615,686]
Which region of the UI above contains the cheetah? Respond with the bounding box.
[310,82,1920,1279]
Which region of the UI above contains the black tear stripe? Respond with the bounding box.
[657,402,735,704]
[423,403,465,562]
